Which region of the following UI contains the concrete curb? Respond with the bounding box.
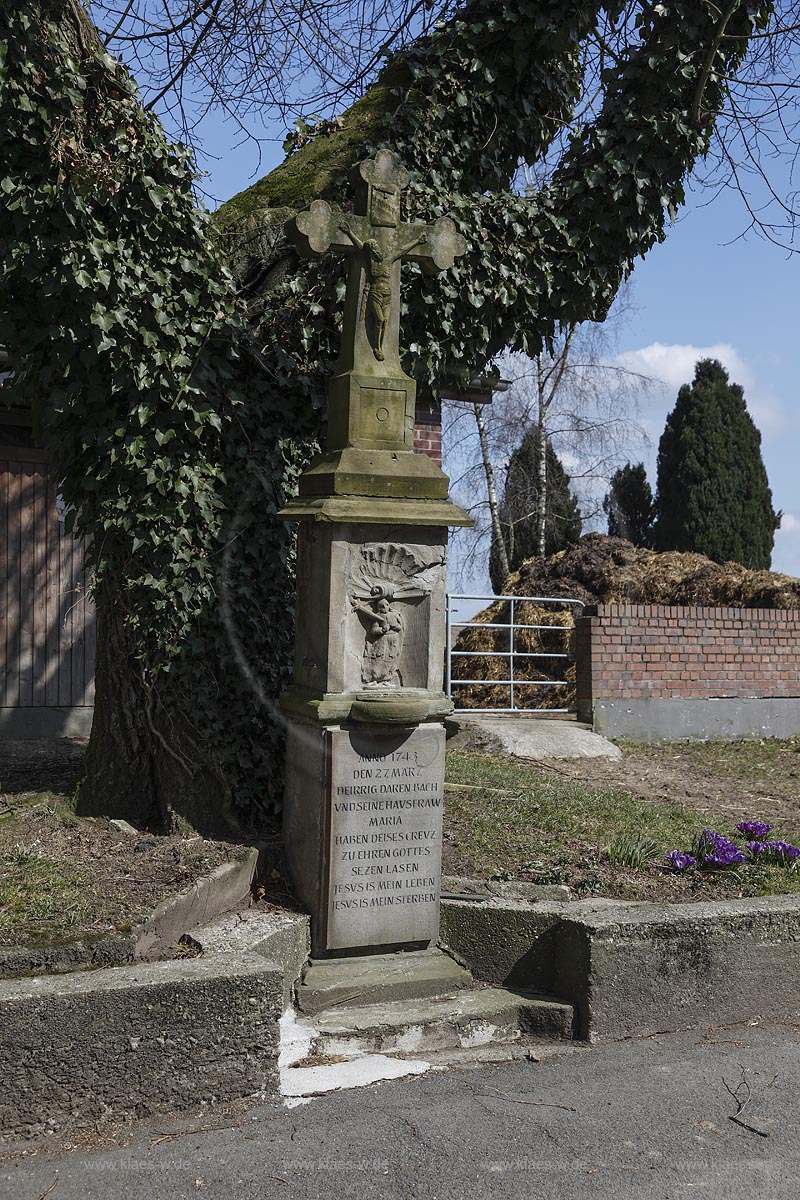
[191,909,311,1009]
[0,950,284,1143]
[441,891,800,1043]
[6,874,800,1142]
[0,908,310,1146]
[0,931,138,980]
[133,848,262,958]
[0,846,262,979]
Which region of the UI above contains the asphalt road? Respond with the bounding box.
[4,1022,800,1200]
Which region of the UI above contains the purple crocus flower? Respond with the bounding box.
[665,851,696,871]
[703,843,747,868]
[748,840,800,865]
[697,829,729,849]
[737,821,773,839]
[694,829,739,859]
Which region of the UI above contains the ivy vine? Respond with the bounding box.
[0,0,773,830]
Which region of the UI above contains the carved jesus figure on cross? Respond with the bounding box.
[287,149,466,375]
[338,220,429,361]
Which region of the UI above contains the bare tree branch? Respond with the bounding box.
[89,0,451,151]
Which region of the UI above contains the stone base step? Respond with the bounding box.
[307,986,574,1057]
[390,1037,583,1070]
[296,948,473,1016]
[280,1038,583,1102]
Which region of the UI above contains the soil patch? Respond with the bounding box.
[0,740,248,948]
[560,738,800,827]
[0,737,86,797]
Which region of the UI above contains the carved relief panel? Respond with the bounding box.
[346,542,445,691]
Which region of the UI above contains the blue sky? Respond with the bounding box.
[198,118,799,581]
[617,186,799,577]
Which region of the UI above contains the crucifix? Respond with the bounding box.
[289,149,465,375]
[278,152,472,958]
[286,150,466,472]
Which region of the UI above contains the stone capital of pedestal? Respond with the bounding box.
[280,683,453,727]
[278,492,472,526]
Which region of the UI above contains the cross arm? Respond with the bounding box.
[287,200,370,260]
[398,216,466,275]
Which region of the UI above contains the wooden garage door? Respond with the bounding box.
[0,446,95,710]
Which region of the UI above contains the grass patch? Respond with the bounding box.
[443,750,800,901]
[445,750,719,864]
[0,795,110,943]
[606,833,661,868]
[0,856,105,945]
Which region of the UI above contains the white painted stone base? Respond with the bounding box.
[277,1009,432,1106]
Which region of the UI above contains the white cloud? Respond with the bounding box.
[558,450,582,474]
[614,341,786,441]
[616,341,749,392]
[779,512,800,534]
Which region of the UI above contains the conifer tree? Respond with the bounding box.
[490,427,582,592]
[654,359,778,568]
[604,463,655,546]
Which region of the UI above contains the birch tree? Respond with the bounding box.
[445,313,652,590]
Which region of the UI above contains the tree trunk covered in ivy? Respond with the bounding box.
[2,0,311,835]
[1,0,774,833]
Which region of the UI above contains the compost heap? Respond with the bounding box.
[451,533,800,710]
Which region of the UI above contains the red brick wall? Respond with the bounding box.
[575,604,800,707]
[413,398,442,466]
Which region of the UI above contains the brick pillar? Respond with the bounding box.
[413,397,442,466]
[574,606,598,725]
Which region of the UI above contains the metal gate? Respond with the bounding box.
[445,593,585,714]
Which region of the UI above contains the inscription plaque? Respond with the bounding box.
[326,725,445,950]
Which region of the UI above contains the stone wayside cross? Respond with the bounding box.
[284,149,466,504]
[279,150,472,957]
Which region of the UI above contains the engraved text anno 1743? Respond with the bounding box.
[326,726,445,949]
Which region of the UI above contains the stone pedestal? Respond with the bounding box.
[281,519,453,956]
[284,721,445,954]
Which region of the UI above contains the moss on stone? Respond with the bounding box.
[213,66,408,234]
